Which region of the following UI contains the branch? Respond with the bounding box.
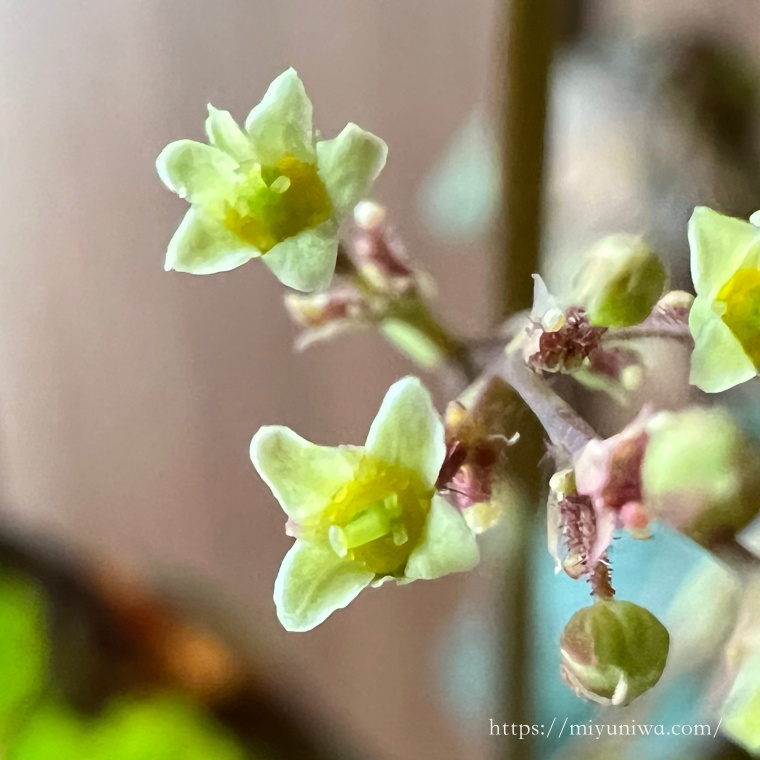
[604,323,693,347]
[489,334,598,455]
[709,537,760,580]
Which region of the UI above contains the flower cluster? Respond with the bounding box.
[154,66,760,722]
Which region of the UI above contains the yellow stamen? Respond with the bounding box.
[224,155,332,253]
[717,268,760,367]
[321,458,431,575]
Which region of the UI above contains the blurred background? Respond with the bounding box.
[0,0,759,758]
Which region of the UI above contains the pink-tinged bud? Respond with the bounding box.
[436,380,518,529]
[284,288,366,329]
[527,304,607,375]
[352,216,414,282]
[353,200,387,231]
[574,413,652,562]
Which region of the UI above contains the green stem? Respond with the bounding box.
[383,297,478,381]
[337,246,477,381]
[495,335,598,455]
[493,0,557,754]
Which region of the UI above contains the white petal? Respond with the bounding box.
[689,207,760,298]
[262,222,338,292]
[365,376,445,488]
[316,123,388,217]
[250,426,361,522]
[689,295,756,393]
[205,105,254,162]
[164,208,257,275]
[245,68,314,165]
[274,540,374,632]
[156,139,238,206]
[404,496,480,581]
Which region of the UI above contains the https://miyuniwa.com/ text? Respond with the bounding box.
[489,717,723,741]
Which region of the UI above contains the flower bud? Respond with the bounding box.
[560,600,669,706]
[642,408,760,545]
[574,234,667,327]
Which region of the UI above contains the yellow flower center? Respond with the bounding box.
[223,156,332,253]
[717,267,760,368]
[321,457,432,576]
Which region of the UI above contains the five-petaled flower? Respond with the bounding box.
[688,206,760,392]
[156,68,388,292]
[250,376,480,631]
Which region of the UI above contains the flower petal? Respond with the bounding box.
[274,540,374,631]
[245,68,314,165]
[365,376,445,488]
[689,295,756,393]
[316,123,388,216]
[205,105,254,163]
[689,207,760,298]
[251,425,361,522]
[164,208,257,274]
[156,139,238,206]
[404,496,480,581]
[261,222,338,292]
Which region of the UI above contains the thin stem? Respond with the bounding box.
[604,324,693,346]
[590,559,615,601]
[494,0,557,751]
[337,246,477,381]
[493,335,598,455]
[710,538,760,581]
[385,296,478,382]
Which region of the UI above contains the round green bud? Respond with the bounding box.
[574,235,667,327]
[560,600,670,706]
[643,408,760,545]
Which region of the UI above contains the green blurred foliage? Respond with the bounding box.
[10,697,249,760]
[0,572,254,760]
[0,575,48,738]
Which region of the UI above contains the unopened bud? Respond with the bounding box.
[284,288,365,329]
[574,234,667,327]
[354,200,387,231]
[642,408,760,544]
[560,600,670,706]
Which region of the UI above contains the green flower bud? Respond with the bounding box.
[574,234,667,327]
[560,600,670,706]
[642,408,760,545]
